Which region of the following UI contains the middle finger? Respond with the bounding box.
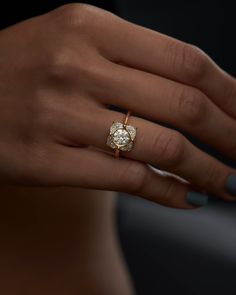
[97,60,236,160]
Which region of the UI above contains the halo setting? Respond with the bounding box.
[106,122,137,152]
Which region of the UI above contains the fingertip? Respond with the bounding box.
[186,190,208,207]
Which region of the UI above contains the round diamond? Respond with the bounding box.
[113,129,130,146]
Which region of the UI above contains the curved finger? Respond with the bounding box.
[46,145,208,209]
[58,107,236,201]
[88,7,236,118]
[96,60,236,160]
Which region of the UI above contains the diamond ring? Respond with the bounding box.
[106,111,137,158]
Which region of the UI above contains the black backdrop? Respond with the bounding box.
[0,1,116,29]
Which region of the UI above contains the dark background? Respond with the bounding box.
[1,1,236,294]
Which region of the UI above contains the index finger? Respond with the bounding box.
[92,8,236,118]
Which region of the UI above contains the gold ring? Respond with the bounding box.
[106,111,137,158]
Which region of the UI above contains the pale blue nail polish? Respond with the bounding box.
[226,175,236,196]
[186,191,208,206]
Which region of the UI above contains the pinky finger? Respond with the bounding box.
[51,146,208,209]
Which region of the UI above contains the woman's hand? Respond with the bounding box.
[0,3,236,208]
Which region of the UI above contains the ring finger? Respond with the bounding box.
[59,106,236,201]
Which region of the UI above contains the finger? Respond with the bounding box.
[58,108,236,201]
[47,145,208,209]
[93,11,236,117]
[97,60,236,160]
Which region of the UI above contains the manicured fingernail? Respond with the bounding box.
[186,191,208,206]
[226,175,236,196]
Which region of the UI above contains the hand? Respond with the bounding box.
[0,4,236,208]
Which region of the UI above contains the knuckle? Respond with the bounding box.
[119,162,149,194]
[180,43,208,82]
[45,46,102,83]
[52,3,92,30]
[152,131,185,168]
[46,47,76,79]
[176,87,207,124]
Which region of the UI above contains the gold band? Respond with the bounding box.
[115,148,120,158]
[124,111,131,125]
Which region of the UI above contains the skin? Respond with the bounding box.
[0,187,133,294]
[0,3,236,293]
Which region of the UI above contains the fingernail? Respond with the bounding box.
[186,191,208,206]
[226,175,236,196]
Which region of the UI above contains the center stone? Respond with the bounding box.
[113,128,130,146]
